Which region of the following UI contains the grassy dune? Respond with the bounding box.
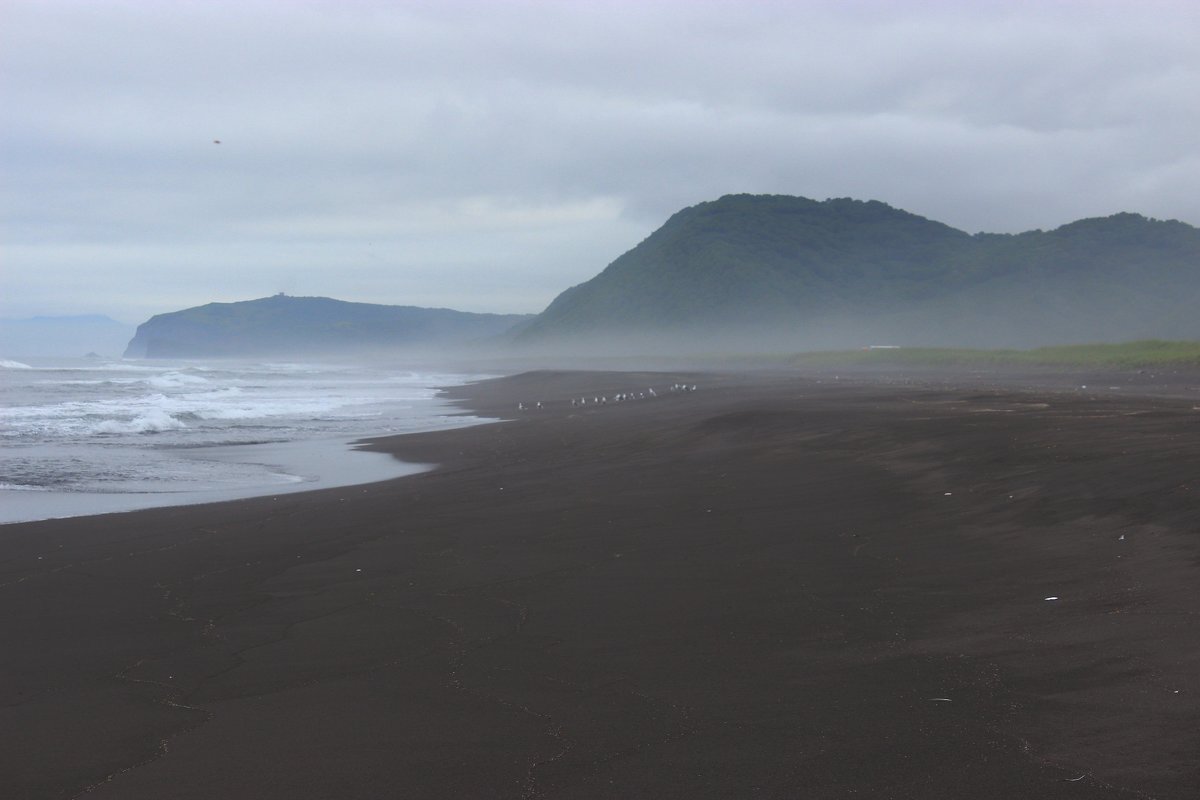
[791,339,1200,369]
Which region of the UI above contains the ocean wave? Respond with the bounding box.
[0,392,358,433]
[147,371,211,389]
[256,362,328,374]
[1,359,33,370]
[1,364,481,450]
[91,409,187,434]
[51,362,164,373]
[167,438,288,449]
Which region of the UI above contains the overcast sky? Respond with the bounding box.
[3,0,1198,323]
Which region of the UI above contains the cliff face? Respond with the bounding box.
[124,295,530,358]
[515,194,1200,349]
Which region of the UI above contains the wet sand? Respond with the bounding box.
[2,369,1199,798]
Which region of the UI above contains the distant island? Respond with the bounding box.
[124,295,531,358]
[515,194,1200,351]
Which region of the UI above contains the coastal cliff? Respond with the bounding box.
[124,294,531,358]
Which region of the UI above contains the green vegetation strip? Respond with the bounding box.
[791,340,1200,369]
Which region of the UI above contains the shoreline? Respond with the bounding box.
[0,362,502,525]
[3,367,1198,798]
[0,357,498,526]
[9,362,1193,528]
[0,435,434,526]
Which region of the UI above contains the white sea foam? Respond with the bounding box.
[91,408,188,434]
[147,371,211,388]
[1,359,33,370]
[1,388,379,436]
[0,357,496,523]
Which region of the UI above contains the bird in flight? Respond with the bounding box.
[213,139,221,144]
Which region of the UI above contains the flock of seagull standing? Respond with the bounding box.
[517,383,697,413]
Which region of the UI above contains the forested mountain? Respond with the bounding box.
[124,295,531,358]
[516,195,1200,349]
[124,197,1200,358]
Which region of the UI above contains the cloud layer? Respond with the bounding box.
[3,0,1198,321]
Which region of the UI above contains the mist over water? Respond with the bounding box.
[0,357,493,523]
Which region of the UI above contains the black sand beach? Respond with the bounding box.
[3,369,1199,798]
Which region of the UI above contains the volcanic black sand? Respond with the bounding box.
[3,369,1199,799]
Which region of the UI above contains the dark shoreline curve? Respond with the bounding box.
[2,368,1198,799]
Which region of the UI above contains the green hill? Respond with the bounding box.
[516,195,1200,350]
[124,295,531,358]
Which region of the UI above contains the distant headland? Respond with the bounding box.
[123,195,1200,358]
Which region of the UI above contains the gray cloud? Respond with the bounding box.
[3,0,1198,322]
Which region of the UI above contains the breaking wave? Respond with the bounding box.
[147,371,211,389]
[91,409,188,434]
[1,357,495,523]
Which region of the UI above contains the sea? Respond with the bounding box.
[0,357,494,524]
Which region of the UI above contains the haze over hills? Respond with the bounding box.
[119,195,1200,359]
[515,194,1200,351]
[123,295,531,358]
[0,315,135,359]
